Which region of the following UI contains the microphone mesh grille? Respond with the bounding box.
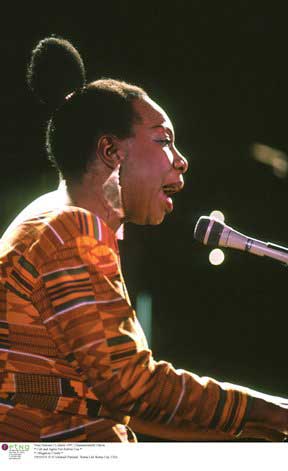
[194,217,225,246]
[207,220,225,246]
[194,217,210,243]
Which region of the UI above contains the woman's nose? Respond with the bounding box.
[173,151,189,174]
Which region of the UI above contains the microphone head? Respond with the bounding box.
[194,216,226,246]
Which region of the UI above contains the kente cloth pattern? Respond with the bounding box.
[0,206,252,441]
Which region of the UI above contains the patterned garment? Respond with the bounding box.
[0,205,253,442]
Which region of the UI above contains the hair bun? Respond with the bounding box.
[27,36,86,108]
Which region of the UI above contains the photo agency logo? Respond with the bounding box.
[1,443,30,451]
[9,444,30,451]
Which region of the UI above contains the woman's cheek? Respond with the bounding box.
[164,148,174,165]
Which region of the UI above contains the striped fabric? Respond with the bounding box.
[0,205,252,442]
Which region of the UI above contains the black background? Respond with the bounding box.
[0,2,287,400]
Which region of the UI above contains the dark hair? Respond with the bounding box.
[27,36,147,181]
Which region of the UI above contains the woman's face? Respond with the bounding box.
[120,96,189,225]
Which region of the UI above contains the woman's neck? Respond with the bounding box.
[60,172,124,233]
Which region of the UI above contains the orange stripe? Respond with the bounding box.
[86,213,95,238]
[231,393,247,434]
[219,389,234,430]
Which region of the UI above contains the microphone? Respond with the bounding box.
[194,216,288,264]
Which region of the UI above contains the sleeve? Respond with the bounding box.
[31,234,253,437]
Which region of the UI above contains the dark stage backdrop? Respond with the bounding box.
[0,3,287,401]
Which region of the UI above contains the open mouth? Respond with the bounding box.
[162,186,177,197]
[161,182,184,213]
[162,182,184,197]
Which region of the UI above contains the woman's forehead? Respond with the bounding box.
[133,96,173,130]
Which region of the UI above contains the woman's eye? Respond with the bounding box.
[157,138,172,147]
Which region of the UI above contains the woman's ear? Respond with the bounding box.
[97,135,125,169]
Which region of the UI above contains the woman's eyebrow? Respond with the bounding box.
[150,124,174,137]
